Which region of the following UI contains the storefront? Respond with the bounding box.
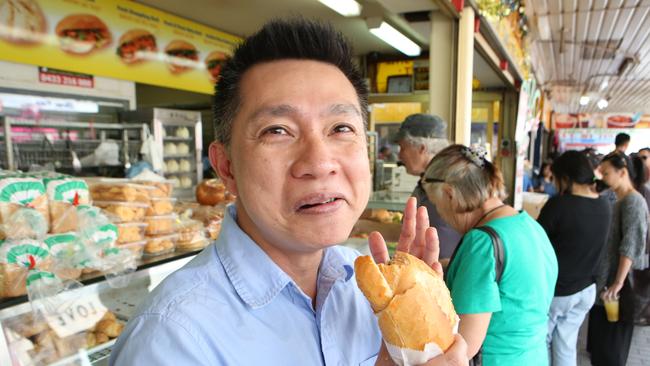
[0,0,539,364]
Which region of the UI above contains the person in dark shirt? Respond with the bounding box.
[538,150,612,366]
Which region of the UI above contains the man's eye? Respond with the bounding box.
[262,126,288,136]
[333,124,354,134]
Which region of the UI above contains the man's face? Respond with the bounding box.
[617,142,629,153]
[211,60,370,253]
[639,150,650,172]
[398,140,425,175]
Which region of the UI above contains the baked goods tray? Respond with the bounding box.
[0,249,201,311]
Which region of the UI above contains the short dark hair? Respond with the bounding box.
[551,150,595,195]
[639,147,650,154]
[631,155,649,191]
[614,133,630,147]
[213,18,368,145]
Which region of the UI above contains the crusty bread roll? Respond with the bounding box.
[354,251,457,351]
[196,179,227,206]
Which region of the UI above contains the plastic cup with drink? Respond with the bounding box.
[601,288,619,322]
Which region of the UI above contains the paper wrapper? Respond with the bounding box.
[384,317,459,366]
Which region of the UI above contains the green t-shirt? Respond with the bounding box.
[446,212,558,366]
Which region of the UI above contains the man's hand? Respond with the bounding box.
[369,197,443,276]
[374,334,469,366]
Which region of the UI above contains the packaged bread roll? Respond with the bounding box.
[354,251,458,366]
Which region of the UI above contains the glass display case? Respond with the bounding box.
[0,251,198,366]
[121,108,203,200]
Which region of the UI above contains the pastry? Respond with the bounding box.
[95,319,124,338]
[179,159,191,172]
[180,176,192,188]
[94,201,149,222]
[116,222,147,243]
[146,197,175,216]
[94,331,109,344]
[89,183,151,202]
[144,234,177,255]
[166,160,179,173]
[175,127,189,138]
[164,143,177,155]
[196,179,227,205]
[354,252,457,352]
[135,181,173,198]
[177,143,190,155]
[144,215,176,236]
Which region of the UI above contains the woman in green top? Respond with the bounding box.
[422,145,558,366]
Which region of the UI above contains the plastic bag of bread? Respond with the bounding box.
[2,207,49,240]
[101,247,137,288]
[44,233,83,280]
[94,201,149,222]
[45,178,90,233]
[0,177,50,237]
[354,251,458,366]
[0,239,51,298]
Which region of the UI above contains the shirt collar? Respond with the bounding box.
[215,205,293,309]
[215,205,355,310]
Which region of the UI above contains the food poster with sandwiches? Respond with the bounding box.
[553,112,650,129]
[0,0,240,94]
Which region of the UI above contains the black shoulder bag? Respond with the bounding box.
[446,226,505,366]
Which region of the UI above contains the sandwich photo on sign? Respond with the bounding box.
[0,0,46,45]
[204,50,228,83]
[164,39,199,74]
[116,29,157,64]
[55,14,111,55]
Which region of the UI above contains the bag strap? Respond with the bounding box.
[446,225,505,284]
[475,226,505,283]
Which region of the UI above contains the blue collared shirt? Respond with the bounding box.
[109,205,381,365]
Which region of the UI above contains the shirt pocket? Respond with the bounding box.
[359,353,378,366]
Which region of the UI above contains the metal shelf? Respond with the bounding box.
[163,137,194,142]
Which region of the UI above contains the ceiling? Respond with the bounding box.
[525,0,650,113]
[136,0,506,90]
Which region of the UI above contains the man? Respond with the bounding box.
[394,114,461,262]
[614,132,630,154]
[379,145,398,162]
[639,148,650,192]
[110,19,466,365]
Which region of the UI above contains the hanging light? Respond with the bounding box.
[597,98,609,110]
[579,95,590,106]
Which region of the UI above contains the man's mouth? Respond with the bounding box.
[295,193,345,212]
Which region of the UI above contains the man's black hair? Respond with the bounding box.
[614,132,630,147]
[213,18,368,145]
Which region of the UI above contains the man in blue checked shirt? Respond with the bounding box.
[110,18,467,366]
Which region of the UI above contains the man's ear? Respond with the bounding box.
[209,142,238,195]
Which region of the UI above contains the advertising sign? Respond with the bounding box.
[0,0,241,94]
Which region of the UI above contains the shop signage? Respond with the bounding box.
[553,113,650,129]
[0,93,99,113]
[38,67,94,88]
[0,0,241,95]
[44,293,108,338]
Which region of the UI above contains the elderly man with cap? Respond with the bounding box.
[394,113,461,264]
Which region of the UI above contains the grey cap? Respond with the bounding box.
[393,113,448,142]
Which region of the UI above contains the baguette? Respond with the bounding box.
[354,251,457,351]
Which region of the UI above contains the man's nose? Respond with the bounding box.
[290,136,338,179]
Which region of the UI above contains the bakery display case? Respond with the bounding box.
[0,251,198,366]
[120,108,203,200]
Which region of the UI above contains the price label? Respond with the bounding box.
[44,294,108,338]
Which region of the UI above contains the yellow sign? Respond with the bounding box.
[0,0,241,94]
